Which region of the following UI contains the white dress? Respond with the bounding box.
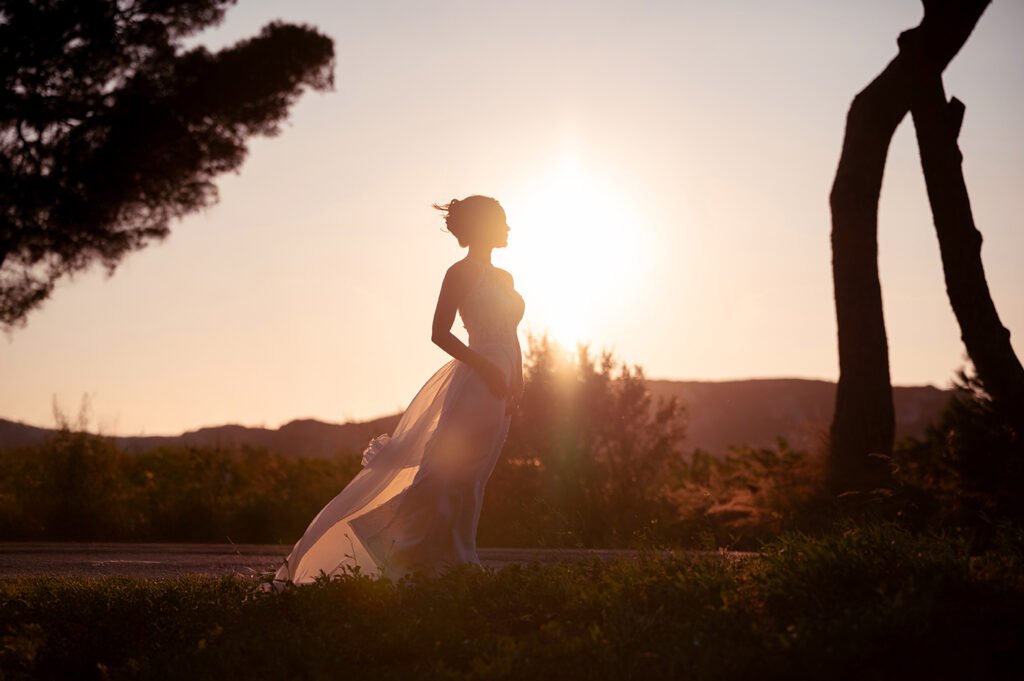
[272,265,524,584]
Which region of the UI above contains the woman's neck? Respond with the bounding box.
[466,246,492,266]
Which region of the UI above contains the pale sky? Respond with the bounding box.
[2,0,1022,436]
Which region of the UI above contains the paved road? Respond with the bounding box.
[0,543,752,580]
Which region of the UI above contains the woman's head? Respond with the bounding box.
[433,195,509,249]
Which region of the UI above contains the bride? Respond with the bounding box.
[272,195,524,584]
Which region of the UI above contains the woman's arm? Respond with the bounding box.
[431,264,508,398]
[507,334,524,414]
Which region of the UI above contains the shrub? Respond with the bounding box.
[2,524,1021,680]
[889,368,1024,542]
[480,335,688,548]
[666,439,831,549]
[0,435,361,543]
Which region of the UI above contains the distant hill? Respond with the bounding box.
[0,414,402,459]
[0,378,951,457]
[645,379,950,454]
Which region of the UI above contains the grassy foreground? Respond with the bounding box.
[2,524,1022,681]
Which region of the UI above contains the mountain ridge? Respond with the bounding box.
[0,378,951,457]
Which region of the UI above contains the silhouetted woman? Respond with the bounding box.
[273,196,524,583]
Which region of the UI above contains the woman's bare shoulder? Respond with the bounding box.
[442,259,477,288]
[493,267,515,286]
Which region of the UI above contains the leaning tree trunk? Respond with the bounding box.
[828,0,992,493]
[904,51,1024,439]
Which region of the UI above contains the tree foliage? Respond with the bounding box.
[0,0,334,327]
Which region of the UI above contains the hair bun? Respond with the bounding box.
[449,198,459,208]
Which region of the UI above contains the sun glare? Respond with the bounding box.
[498,154,645,349]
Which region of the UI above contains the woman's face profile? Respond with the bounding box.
[486,209,510,249]
[493,219,510,249]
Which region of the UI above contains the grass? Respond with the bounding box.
[2,523,1022,681]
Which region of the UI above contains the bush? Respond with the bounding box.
[0,431,361,543]
[0,399,143,539]
[668,440,832,549]
[1,524,1021,680]
[480,335,688,548]
[7,355,1020,551]
[888,368,1024,542]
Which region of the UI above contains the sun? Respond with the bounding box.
[497,154,645,349]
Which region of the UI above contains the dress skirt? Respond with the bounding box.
[272,341,515,584]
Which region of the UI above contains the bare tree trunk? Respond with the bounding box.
[828,0,991,493]
[905,64,1024,438]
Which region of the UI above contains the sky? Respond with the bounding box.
[2,0,1023,436]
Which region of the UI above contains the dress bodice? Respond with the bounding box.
[459,266,525,347]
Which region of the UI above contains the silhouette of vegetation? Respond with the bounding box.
[2,523,1022,679]
[1,345,1020,549]
[0,0,334,328]
[0,406,361,543]
[669,440,830,549]
[480,335,688,547]
[829,0,992,491]
[888,369,1024,542]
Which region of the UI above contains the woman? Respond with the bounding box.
[272,195,524,584]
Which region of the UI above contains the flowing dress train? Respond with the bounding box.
[272,266,524,584]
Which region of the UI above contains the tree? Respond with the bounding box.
[0,0,334,328]
[902,31,1024,442]
[828,0,991,493]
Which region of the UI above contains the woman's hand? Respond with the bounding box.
[477,360,508,399]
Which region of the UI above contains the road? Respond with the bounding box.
[0,543,753,579]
